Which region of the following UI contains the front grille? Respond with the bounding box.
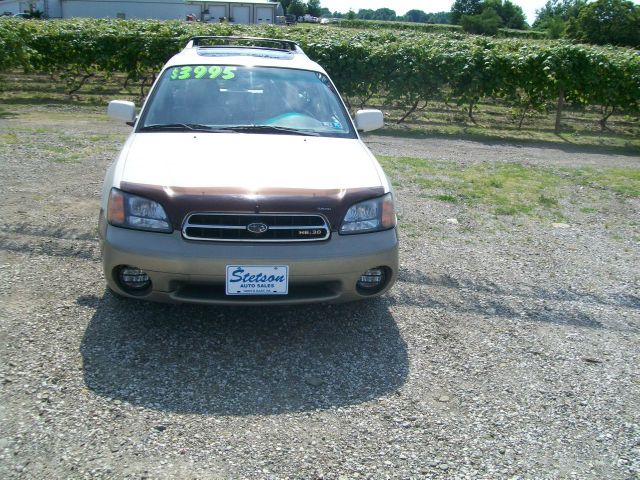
[172,281,341,304]
[182,213,330,242]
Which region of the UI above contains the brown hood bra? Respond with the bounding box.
[120,182,386,231]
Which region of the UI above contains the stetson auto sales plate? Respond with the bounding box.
[225,265,289,295]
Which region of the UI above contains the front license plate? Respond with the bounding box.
[225,265,289,295]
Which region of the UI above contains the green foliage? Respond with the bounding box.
[484,0,527,29]
[404,9,429,23]
[565,0,640,47]
[306,0,321,17]
[354,8,397,21]
[533,0,587,27]
[538,16,566,38]
[461,8,504,35]
[0,19,37,70]
[354,9,375,20]
[1,18,638,129]
[403,10,451,24]
[531,0,640,45]
[280,0,292,14]
[496,28,547,39]
[335,19,462,33]
[424,12,452,24]
[373,8,397,21]
[451,0,484,24]
[287,0,306,17]
[453,0,527,32]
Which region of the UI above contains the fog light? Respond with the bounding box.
[357,267,386,293]
[117,265,151,292]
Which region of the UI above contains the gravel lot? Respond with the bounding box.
[1,104,639,479]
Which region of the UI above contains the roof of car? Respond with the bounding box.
[163,36,326,74]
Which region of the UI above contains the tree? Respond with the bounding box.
[372,8,396,21]
[356,9,375,20]
[566,0,640,47]
[405,9,429,23]
[461,8,503,35]
[402,9,453,24]
[278,0,292,14]
[319,7,331,17]
[306,0,321,17]
[533,0,586,26]
[288,0,306,17]
[541,16,567,38]
[480,0,527,29]
[353,7,397,21]
[345,9,356,20]
[425,12,452,24]
[498,0,527,28]
[451,0,483,24]
[533,0,586,37]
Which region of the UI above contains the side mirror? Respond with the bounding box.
[107,100,136,124]
[354,109,384,132]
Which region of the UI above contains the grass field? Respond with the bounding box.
[1,70,639,152]
[380,155,640,222]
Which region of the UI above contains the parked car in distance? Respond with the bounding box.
[11,12,46,19]
[101,36,398,305]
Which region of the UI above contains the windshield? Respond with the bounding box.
[138,65,355,138]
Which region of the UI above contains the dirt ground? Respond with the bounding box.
[364,132,640,168]
[0,103,638,479]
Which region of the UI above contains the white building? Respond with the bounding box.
[0,0,283,23]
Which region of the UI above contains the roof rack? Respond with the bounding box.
[185,36,304,54]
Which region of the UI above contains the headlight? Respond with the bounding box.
[107,188,172,233]
[340,193,396,234]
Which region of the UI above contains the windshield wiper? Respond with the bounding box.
[139,123,225,132]
[216,125,320,136]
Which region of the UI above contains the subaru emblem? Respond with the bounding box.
[247,222,268,234]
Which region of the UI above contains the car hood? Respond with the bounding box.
[117,132,387,229]
[120,133,383,190]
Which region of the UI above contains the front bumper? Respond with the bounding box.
[100,219,399,305]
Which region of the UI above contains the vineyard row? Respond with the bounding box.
[1,19,638,129]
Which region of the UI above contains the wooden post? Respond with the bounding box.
[554,86,564,134]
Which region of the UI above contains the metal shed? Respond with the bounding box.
[0,0,283,22]
[187,0,284,24]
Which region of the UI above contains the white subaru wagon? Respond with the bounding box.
[100,36,398,305]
